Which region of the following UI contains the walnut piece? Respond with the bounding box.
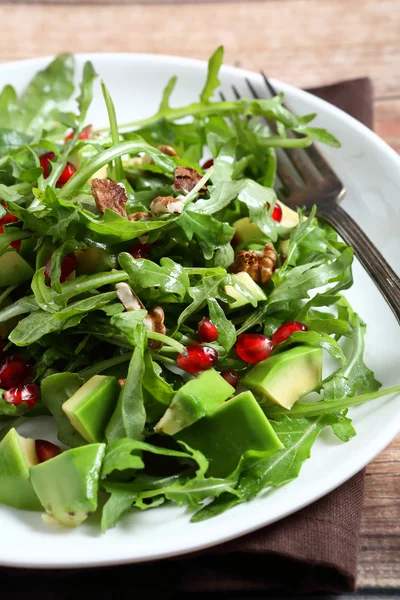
[115,283,166,349]
[230,243,276,285]
[157,144,179,157]
[92,179,128,218]
[173,166,206,194]
[116,283,144,311]
[144,306,167,350]
[128,212,152,222]
[150,195,184,216]
[118,378,126,388]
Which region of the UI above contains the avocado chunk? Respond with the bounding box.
[224,271,267,310]
[177,391,283,477]
[30,443,106,527]
[75,247,116,275]
[0,428,41,510]
[155,369,235,435]
[62,375,120,443]
[0,251,34,288]
[242,346,323,409]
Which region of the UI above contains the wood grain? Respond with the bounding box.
[0,0,399,590]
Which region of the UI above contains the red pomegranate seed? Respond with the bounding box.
[64,125,93,143]
[202,158,214,170]
[271,321,308,346]
[3,383,39,409]
[176,345,218,374]
[0,206,21,250]
[35,439,61,463]
[266,202,283,223]
[39,152,77,187]
[236,333,275,364]
[0,356,32,389]
[0,212,19,227]
[220,370,239,388]
[128,242,155,260]
[198,317,218,343]
[44,252,78,283]
[56,162,77,188]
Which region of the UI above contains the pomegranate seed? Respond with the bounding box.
[64,125,93,143]
[236,333,275,364]
[35,439,61,463]
[271,321,308,346]
[266,202,283,223]
[202,158,214,170]
[177,345,218,374]
[39,152,77,188]
[128,242,155,260]
[39,152,55,178]
[0,356,32,389]
[220,370,239,388]
[198,317,218,343]
[0,212,19,227]
[56,162,76,188]
[0,207,21,250]
[45,252,78,283]
[3,383,39,409]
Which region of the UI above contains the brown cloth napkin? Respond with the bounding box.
[0,78,373,598]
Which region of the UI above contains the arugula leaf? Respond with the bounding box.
[177,210,235,258]
[263,384,400,420]
[100,488,137,533]
[9,310,85,346]
[19,54,75,134]
[106,326,147,443]
[200,46,223,103]
[55,291,117,320]
[207,297,236,352]
[178,272,226,327]
[322,302,380,400]
[41,372,87,447]
[119,253,189,301]
[48,240,85,293]
[275,329,345,364]
[101,80,124,181]
[110,310,147,345]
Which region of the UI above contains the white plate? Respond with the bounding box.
[0,53,399,569]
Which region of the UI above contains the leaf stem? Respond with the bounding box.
[147,332,186,354]
[101,81,124,182]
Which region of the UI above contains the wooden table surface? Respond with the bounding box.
[0,0,399,595]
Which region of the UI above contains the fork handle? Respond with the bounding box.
[317,203,400,323]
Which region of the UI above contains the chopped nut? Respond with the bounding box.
[230,243,276,285]
[150,195,184,216]
[116,282,144,311]
[144,306,167,350]
[115,283,166,349]
[173,166,206,194]
[128,212,152,222]
[118,378,126,388]
[157,144,179,158]
[92,178,128,218]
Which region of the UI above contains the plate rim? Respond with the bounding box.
[0,51,399,569]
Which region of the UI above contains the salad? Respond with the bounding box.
[0,47,398,532]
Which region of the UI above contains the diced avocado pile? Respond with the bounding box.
[0,346,322,527]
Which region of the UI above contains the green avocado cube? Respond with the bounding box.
[30,443,106,527]
[0,428,41,511]
[224,271,267,310]
[0,251,34,288]
[176,391,283,477]
[155,369,235,435]
[242,346,323,409]
[62,375,120,443]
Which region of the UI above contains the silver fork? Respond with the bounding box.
[223,76,400,323]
